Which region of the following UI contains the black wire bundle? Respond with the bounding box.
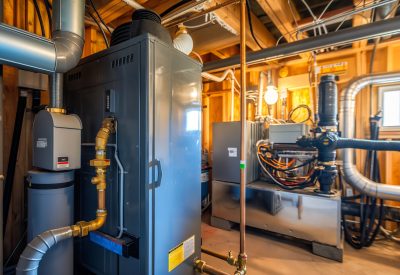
[33,0,46,37]
[288,104,314,124]
[341,113,384,249]
[246,0,263,49]
[257,144,318,190]
[44,0,52,33]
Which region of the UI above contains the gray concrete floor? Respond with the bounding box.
[201,217,400,275]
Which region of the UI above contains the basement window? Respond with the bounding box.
[379,86,400,131]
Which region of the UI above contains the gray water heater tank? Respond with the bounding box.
[27,170,74,275]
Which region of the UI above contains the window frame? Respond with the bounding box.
[378,85,400,133]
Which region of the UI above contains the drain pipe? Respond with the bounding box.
[202,70,240,122]
[340,72,400,201]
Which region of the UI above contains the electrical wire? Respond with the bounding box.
[87,10,110,48]
[44,0,52,33]
[257,143,317,190]
[246,0,264,49]
[33,0,46,37]
[88,0,112,35]
[288,104,314,123]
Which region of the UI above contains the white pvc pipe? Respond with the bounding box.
[123,0,144,10]
[201,70,240,121]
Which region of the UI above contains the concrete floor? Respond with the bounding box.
[201,220,400,275]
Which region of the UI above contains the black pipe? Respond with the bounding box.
[203,17,400,71]
[318,75,338,127]
[336,138,400,151]
[3,92,27,234]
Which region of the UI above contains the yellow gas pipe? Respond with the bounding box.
[71,117,115,237]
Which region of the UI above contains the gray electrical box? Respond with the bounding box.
[212,121,261,183]
[269,123,310,144]
[33,110,82,171]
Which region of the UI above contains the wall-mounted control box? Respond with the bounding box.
[33,110,82,171]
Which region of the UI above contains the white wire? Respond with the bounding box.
[191,51,203,64]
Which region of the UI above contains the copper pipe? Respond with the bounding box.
[201,247,238,266]
[72,118,115,237]
[237,0,248,273]
[194,260,231,275]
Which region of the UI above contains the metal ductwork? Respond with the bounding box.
[0,0,84,74]
[340,72,400,201]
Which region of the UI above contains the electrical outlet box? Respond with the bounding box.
[33,110,82,171]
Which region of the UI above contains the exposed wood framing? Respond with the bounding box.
[209,0,276,50]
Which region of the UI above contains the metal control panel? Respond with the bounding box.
[33,110,82,171]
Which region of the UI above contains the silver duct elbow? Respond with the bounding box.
[0,0,84,74]
[16,227,73,275]
[340,72,400,201]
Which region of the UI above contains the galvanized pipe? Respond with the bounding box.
[0,0,84,74]
[203,16,400,72]
[50,73,64,108]
[340,72,400,201]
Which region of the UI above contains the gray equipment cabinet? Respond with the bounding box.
[65,34,202,275]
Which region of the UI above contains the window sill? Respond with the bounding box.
[379,129,400,140]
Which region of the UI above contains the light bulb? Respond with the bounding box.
[264,85,279,105]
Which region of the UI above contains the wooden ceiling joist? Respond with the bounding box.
[256,0,309,60]
[209,0,276,51]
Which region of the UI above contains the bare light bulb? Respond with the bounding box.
[264,85,279,105]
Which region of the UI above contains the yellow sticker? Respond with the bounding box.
[168,236,195,272]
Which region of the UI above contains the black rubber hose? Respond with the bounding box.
[336,138,400,151]
[33,0,46,37]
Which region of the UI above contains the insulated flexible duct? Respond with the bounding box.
[340,72,400,201]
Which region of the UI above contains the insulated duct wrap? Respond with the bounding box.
[340,72,400,201]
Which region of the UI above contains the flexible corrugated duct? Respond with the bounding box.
[340,72,400,201]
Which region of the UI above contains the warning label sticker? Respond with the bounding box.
[57,157,70,169]
[168,235,195,272]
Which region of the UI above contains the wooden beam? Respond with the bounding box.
[256,0,306,43]
[256,0,310,61]
[352,0,373,48]
[209,0,276,50]
[97,0,150,24]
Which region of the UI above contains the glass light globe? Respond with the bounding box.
[264,85,279,105]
